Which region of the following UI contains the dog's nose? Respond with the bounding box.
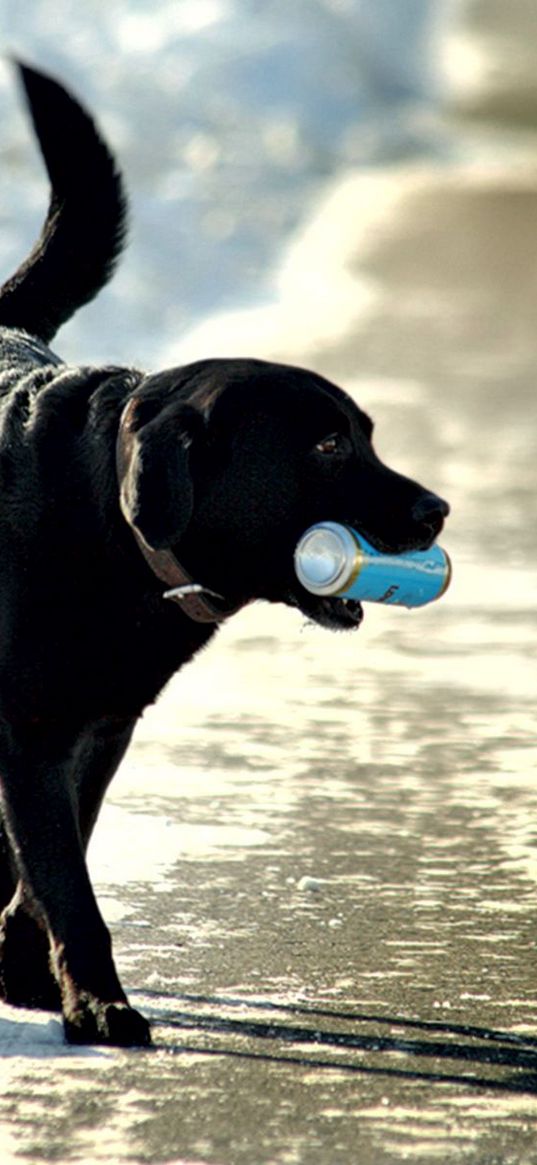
[411,491,450,535]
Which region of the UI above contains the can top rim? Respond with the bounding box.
[294,522,357,595]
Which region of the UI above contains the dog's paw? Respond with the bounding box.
[63,997,152,1047]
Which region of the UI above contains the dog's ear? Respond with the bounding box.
[118,396,206,550]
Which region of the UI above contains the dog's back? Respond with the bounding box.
[0,64,127,344]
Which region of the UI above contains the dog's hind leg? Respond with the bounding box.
[0,718,136,1014]
[0,815,16,910]
[0,814,60,1009]
[0,872,61,1010]
[0,722,149,1045]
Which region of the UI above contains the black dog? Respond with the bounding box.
[0,65,449,1046]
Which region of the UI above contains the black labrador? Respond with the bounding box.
[0,65,449,1046]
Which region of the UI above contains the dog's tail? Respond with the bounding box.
[0,62,127,343]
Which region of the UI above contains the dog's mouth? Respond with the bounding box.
[286,587,364,631]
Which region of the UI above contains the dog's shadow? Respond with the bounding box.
[142,991,537,1095]
[2,992,537,1091]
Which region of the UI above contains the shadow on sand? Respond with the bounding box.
[143,990,537,1095]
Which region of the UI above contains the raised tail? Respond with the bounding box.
[0,62,127,343]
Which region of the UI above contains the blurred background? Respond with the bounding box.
[0,0,536,550]
[1,4,537,1161]
[4,0,443,365]
[0,0,535,379]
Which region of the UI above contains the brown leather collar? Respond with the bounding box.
[116,398,242,624]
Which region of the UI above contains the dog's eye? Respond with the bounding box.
[314,433,344,456]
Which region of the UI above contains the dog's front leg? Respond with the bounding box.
[0,726,150,1046]
[74,716,136,846]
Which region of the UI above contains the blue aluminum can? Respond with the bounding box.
[294,522,451,608]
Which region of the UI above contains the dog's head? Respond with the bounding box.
[119,358,449,630]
